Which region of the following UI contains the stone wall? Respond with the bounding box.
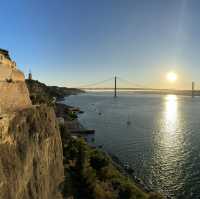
[0,49,32,114]
[0,81,32,113]
[0,64,24,81]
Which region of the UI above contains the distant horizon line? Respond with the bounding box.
[73,87,197,91]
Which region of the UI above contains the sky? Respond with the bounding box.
[1,0,200,89]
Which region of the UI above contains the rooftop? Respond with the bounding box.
[0,48,11,60]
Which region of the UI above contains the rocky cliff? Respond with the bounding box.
[0,105,64,199]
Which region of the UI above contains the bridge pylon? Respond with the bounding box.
[192,81,195,98]
[114,76,117,98]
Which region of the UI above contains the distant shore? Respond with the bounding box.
[83,88,197,97]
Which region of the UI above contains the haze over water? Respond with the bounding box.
[65,92,200,198]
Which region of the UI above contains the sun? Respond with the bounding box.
[167,72,177,82]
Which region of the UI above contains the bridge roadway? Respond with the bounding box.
[79,88,200,96]
[76,76,198,97]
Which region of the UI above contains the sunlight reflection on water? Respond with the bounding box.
[152,95,185,197]
[165,95,178,125]
[65,92,200,198]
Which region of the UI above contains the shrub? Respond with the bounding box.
[94,182,117,199]
[148,192,164,199]
[68,111,77,120]
[90,150,109,171]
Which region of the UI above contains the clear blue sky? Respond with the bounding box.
[1,0,200,89]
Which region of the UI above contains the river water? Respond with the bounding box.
[64,92,200,198]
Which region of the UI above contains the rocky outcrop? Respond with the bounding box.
[0,105,64,199]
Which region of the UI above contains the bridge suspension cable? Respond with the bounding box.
[117,76,151,89]
[77,77,114,88]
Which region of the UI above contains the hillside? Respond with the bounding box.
[25,79,84,104]
[24,79,163,199]
[61,136,149,199]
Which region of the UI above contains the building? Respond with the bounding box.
[0,49,25,82]
[0,49,32,114]
[28,71,32,80]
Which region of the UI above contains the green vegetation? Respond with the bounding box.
[67,111,78,120]
[26,79,164,199]
[26,79,84,105]
[61,138,163,199]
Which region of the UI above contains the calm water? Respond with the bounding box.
[64,92,200,199]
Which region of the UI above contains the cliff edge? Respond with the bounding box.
[0,105,64,199]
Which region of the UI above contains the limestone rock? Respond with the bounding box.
[0,105,64,199]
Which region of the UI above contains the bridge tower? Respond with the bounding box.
[192,81,195,98]
[114,76,117,98]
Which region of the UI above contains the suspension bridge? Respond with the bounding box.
[76,76,198,97]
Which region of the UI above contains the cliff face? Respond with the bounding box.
[0,105,64,199]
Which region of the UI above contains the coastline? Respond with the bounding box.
[56,98,164,198]
[107,152,153,193]
[25,78,164,198]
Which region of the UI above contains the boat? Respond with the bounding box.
[127,115,131,125]
[70,129,95,134]
[127,120,131,125]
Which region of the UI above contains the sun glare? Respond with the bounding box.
[167,72,177,82]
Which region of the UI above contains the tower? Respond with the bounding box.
[114,76,117,98]
[28,70,32,80]
[192,81,195,98]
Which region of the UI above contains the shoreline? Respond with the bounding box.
[107,152,153,193]
[56,99,166,198]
